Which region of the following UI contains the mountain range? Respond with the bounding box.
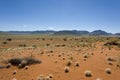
[0,30,120,36]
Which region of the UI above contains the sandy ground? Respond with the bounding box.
[0,36,120,80]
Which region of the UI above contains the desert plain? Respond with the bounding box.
[0,34,120,80]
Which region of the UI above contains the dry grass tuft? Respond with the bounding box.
[75,62,79,67]
[12,78,17,80]
[96,78,102,80]
[6,63,12,68]
[13,70,17,75]
[84,70,92,77]
[37,75,45,80]
[66,60,72,66]
[105,68,112,74]
[64,66,70,73]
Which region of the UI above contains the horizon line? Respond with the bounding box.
[0,29,120,34]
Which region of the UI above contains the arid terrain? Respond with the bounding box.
[0,34,120,80]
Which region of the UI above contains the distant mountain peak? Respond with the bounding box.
[0,30,120,36]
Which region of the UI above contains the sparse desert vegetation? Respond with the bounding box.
[105,68,112,74]
[64,66,70,73]
[0,34,120,80]
[84,70,92,77]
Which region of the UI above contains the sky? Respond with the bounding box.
[0,0,120,33]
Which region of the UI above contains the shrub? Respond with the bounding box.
[18,60,27,68]
[6,63,12,68]
[84,59,86,61]
[55,60,58,63]
[25,57,41,65]
[50,38,52,40]
[36,38,39,40]
[75,62,79,67]
[63,57,65,60]
[3,41,7,44]
[84,70,92,77]
[104,41,120,46]
[63,38,67,41]
[24,66,29,70]
[48,74,53,79]
[42,38,45,40]
[108,62,113,65]
[58,54,61,57]
[6,38,12,41]
[19,44,27,47]
[105,68,112,74]
[46,44,50,46]
[64,66,69,73]
[37,74,53,80]
[13,70,17,75]
[107,57,115,61]
[37,75,45,80]
[7,57,42,68]
[117,63,120,68]
[83,53,89,58]
[66,60,72,66]
[32,45,37,48]
[45,76,50,80]
[8,58,22,66]
[69,56,73,60]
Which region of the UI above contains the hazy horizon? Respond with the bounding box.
[0,0,120,33]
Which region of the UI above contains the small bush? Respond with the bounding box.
[24,66,29,70]
[13,70,17,75]
[32,45,37,48]
[7,57,42,68]
[69,56,73,60]
[19,44,27,47]
[45,76,50,80]
[50,38,52,40]
[75,62,79,67]
[36,38,39,40]
[25,57,41,65]
[107,57,116,61]
[18,60,27,68]
[42,38,45,40]
[105,68,112,74]
[64,66,69,73]
[108,62,113,65]
[3,41,7,44]
[6,38,12,41]
[37,74,53,80]
[84,55,88,58]
[63,38,67,41]
[66,60,72,66]
[104,41,120,46]
[37,75,45,80]
[84,70,92,77]
[8,58,22,66]
[46,44,50,46]
[6,63,12,68]
[48,74,53,79]
[117,63,120,68]
[58,54,61,57]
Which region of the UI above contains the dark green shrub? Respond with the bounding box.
[3,41,7,44]
[6,38,12,41]
[7,57,42,68]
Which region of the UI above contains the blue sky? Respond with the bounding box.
[0,0,120,33]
